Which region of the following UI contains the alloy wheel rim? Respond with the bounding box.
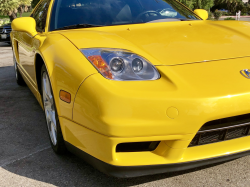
[42,72,57,145]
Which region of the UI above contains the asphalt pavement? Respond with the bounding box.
[1,40,250,187]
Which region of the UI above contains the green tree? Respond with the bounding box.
[194,0,214,10]
[213,9,223,19]
[31,0,40,8]
[0,0,19,21]
[178,0,214,11]
[215,0,243,13]
[18,0,31,17]
[235,1,249,14]
[178,0,195,9]
[0,0,31,21]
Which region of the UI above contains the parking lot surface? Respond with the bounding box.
[1,42,250,186]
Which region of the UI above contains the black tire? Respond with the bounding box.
[41,64,67,154]
[13,55,26,86]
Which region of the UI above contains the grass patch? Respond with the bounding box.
[18,12,31,17]
[0,15,8,19]
[0,12,31,20]
[224,17,235,20]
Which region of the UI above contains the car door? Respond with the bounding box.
[17,0,51,86]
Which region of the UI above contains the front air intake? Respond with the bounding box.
[189,113,250,147]
[116,141,160,152]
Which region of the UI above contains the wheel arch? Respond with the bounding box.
[34,33,98,120]
[35,53,45,95]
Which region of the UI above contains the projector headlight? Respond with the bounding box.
[81,48,160,81]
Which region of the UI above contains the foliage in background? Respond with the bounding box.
[0,0,19,21]
[177,0,250,16]
[178,0,250,17]
[213,9,223,19]
[178,0,195,9]
[207,11,214,20]
[0,0,31,21]
[178,0,214,11]
[31,0,40,8]
[0,18,10,26]
[224,16,236,20]
[214,0,244,13]
[236,2,250,14]
[18,0,32,17]
[194,0,214,11]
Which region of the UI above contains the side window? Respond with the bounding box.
[31,0,51,32]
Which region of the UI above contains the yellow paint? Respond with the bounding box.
[60,20,250,65]
[12,17,37,37]
[194,9,208,20]
[60,117,250,166]
[10,0,250,169]
[166,107,179,119]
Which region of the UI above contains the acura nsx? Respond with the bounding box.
[10,0,250,178]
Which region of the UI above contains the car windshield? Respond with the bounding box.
[49,0,199,31]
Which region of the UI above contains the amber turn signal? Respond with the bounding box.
[60,90,71,103]
[88,55,113,79]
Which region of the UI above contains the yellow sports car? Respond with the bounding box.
[10,0,250,178]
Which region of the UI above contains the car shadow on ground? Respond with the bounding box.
[0,66,239,187]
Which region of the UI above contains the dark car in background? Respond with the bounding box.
[0,23,11,44]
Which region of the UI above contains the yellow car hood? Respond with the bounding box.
[60,20,250,65]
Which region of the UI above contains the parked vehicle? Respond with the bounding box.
[219,9,228,12]
[10,0,250,178]
[0,23,11,44]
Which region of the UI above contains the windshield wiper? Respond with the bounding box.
[147,18,195,23]
[147,18,200,23]
[54,24,103,31]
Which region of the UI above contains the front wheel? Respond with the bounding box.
[41,65,67,154]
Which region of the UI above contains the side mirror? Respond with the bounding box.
[11,17,37,37]
[194,9,208,20]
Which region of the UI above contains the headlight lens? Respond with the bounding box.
[110,58,124,72]
[80,48,160,81]
[132,58,143,72]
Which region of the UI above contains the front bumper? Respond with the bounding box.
[65,140,250,178]
[62,57,250,176]
[59,117,250,177]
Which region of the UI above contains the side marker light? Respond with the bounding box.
[60,90,71,103]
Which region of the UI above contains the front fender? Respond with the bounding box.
[39,33,98,119]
